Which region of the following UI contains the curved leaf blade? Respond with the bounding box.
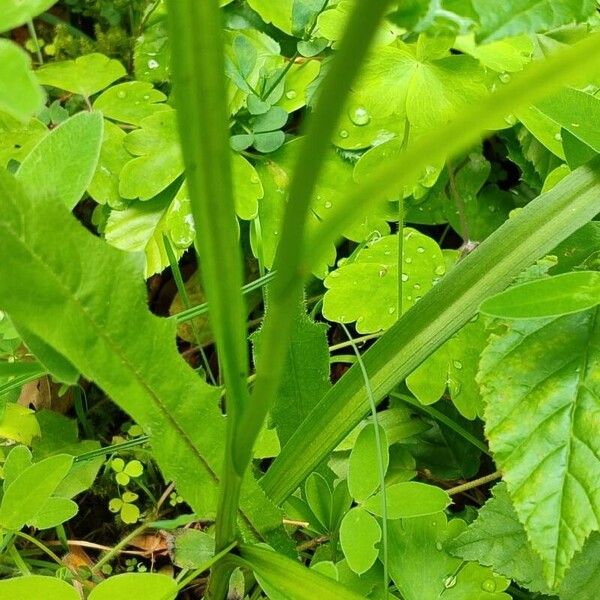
[480,271,600,319]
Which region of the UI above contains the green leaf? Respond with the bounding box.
[35,53,126,97]
[236,543,366,600]
[0,404,40,445]
[454,33,533,73]
[104,190,178,278]
[88,120,131,207]
[0,114,47,167]
[0,169,283,542]
[534,87,600,153]
[474,0,597,42]
[120,110,182,201]
[339,507,381,575]
[348,424,389,502]
[447,482,550,593]
[16,111,103,210]
[0,576,79,600]
[481,307,600,585]
[0,0,58,31]
[252,140,391,276]
[0,41,45,122]
[407,316,488,420]
[388,513,510,600]
[480,271,600,318]
[0,453,72,530]
[551,222,600,274]
[275,60,321,113]
[304,472,332,531]
[134,1,170,83]
[449,482,600,599]
[30,496,78,529]
[352,37,487,130]
[247,0,294,34]
[363,482,451,519]
[171,529,215,569]
[262,159,600,506]
[88,573,177,600]
[253,298,330,447]
[94,81,170,126]
[323,230,446,333]
[3,445,33,490]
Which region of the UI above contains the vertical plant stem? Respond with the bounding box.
[233,0,393,474]
[27,20,43,65]
[166,2,251,597]
[446,159,470,244]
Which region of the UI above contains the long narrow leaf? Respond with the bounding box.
[0,170,283,542]
[233,544,365,600]
[262,158,600,504]
[234,0,393,472]
[166,0,252,571]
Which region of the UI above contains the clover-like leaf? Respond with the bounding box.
[481,307,600,586]
[36,53,126,97]
[454,33,533,73]
[94,81,170,126]
[339,507,381,575]
[323,229,446,333]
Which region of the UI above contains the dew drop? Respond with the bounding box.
[571,122,580,128]
[116,90,126,99]
[499,73,511,83]
[147,59,159,69]
[285,89,297,100]
[329,271,339,278]
[251,174,259,184]
[415,295,422,301]
[379,268,388,277]
[488,205,496,212]
[348,105,371,126]
[413,283,421,290]
[435,542,443,551]
[273,230,279,236]
[143,94,150,100]
[388,307,396,314]
[554,132,562,142]
[453,360,463,370]
[339,129,349,139]
[405,256,412,264]
[416,246,425,253]
[481,579,496,593]
[324,201,332,209]
[401,273,409,282]
[443,575,457,589]
[434,265,445,276]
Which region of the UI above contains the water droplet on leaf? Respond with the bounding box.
[285,89,297,99]
[339,129,349,139]
[324,201,332,209]
[388,307,395,314]
[416,246,425,253]
[453,360,463,370]
[148,59,159,69]
[443,575,457,589]
[348,105,371,126]
[117,90,126,99]
[481,579,496,592]
[499,73,511,83]
[434,265,445,276]
[401,273,409,282]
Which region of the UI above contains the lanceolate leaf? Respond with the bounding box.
[480,271,600,319]
[0,170,282,542]
[481,307,600,586]
[262,159,600,505]
[235,544,366,600]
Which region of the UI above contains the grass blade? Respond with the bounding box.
[261,158,600,503]
[165,1,251,585]
[233,0,393,473]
